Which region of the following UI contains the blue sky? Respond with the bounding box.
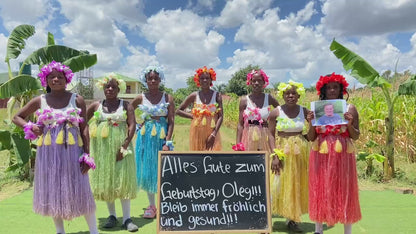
[1,0,416,89]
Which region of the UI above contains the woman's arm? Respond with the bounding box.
[345,104,360,140]
[130,94,143,110]
[268,108,279,150]
[268,94,280,108]
[12,96,42,136]
[175,92,196,119]
[306,109,317,141]
[236,96,247,144]
[206,92,223,150]
[163,94,175,151]
[86,101,99,122]
[76,94,89,154]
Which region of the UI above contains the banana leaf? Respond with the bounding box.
[23,45,97,72]
[11,132,31,165]
[330,39,390,89]
[0,75,42,99]
[0,130,12,150]
[398,75,416,96]
[5,24,35,63]
[47,32,55,45]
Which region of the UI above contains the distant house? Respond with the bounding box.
[93,73,144,101]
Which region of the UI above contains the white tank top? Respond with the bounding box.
[276,106,305,132]
[97,100,126,122]
[139,92,168,117]
[244,94,270,121]
[40,93,77,111]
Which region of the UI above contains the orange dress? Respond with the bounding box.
[189,91,221,151]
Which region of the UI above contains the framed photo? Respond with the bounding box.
[311,99,348,126]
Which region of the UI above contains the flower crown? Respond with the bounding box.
[277,80,306,97]
[193,66,216,87]
[140,65,165,85]
[246,69,269,88]
[316,72,349,95]
[95,73,126,93]
[38,61,74,87]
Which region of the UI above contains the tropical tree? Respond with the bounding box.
[0,24,97,177]
[330,39,416,179]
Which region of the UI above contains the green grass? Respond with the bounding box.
[1,189,415,233]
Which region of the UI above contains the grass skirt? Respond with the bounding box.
[270,135,309,222]
[241,125,271,152]
[89,121,137,201]
[189,116,221,151]
[136,118,167,193]
[34,125,96,220]
[308,134,361,225]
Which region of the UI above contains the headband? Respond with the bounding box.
[95,72,126,93]
[140,65,165,85]
[38,61,74,87]
[316,72,349,95]
[246,69,269,88]
[277,80,305,98]
[193,66,216,87]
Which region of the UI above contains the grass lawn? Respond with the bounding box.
[1,189,415,233]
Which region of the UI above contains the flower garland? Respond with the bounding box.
[246,69,269,88]
[277,80,306,98]
[316,72,349,95]
[38,61,74,87]
[23,121,38,140]
[315,124,349,137]
[140,65,165,85]
[138,103,169,120]
[192,103,219,117]
[193,66,216,87]
[78,153,96,169]
[95,73,127,93]
[232,142,245,151]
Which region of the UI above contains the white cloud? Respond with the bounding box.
[321,0,416,36]
[57,0,146,76]
[0,0,51,30]
[141,9,224,68]
[228,4,333,86]
[216,0,273,28]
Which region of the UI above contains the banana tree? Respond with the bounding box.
[330,39,416,179]
[0,24,97,176]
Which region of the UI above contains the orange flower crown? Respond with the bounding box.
[193,66,216,87]
[316,72,349,95]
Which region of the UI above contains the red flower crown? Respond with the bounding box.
[316,72,349,95]
[193,66,216,87]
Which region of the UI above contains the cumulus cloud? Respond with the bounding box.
[57,0,146,75]
[216,0,273,28]
[0,0,51,30]
[227,2,336,86]
[321,0,416,36]
[141,9,224,68]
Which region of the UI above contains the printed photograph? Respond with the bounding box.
[311,99,348,126]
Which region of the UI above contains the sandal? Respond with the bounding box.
[143,205,157,219]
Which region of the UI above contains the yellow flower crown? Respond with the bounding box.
[95,73,126,93]
[277,80,305,98]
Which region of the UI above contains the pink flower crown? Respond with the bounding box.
[38,61,74,87]
[246,69,269,88]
